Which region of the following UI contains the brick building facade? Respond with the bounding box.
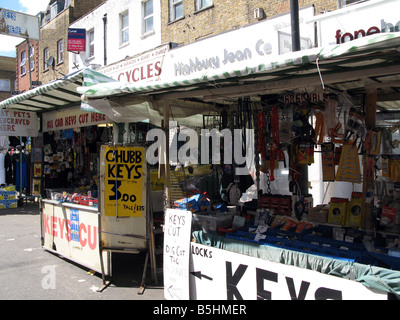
[15,39,40,93]
[39,0,105,84]
[0,56,16,102]
[161,0,338,46]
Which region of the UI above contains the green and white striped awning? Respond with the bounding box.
[0,68,115,114]
[2,33,400,116]
[77,33,400,111]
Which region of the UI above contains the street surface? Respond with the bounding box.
[0,202,164,300]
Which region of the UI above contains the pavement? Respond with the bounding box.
[0,202,165,300]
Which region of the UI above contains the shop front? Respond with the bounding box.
[78,0,400,300]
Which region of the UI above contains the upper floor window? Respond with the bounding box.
[50,2,59,20]
[43,47,50,71]
[20,51,26,75]
[169,0,183,22]
[88,29,95,58]
[0,79,11,92]
[57,40,63,64]
[143,0,154,34]
[29,45,34,71]
[195,0,212,11]
[120,12,129,45]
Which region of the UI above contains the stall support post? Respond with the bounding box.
[147,166,158,285]
[163,101,171,210]
[362,87,377,230]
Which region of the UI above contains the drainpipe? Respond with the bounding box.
[102,14,107,66]
[290,0,301,52]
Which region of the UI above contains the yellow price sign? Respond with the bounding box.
[104,146,145,217]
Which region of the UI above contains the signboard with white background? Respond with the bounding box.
[0,8,39,40]
[166,6,315,84]
[309,0,400,47]
[189,243,387,300]
[42,106,111,132]
[0,109,38,137]
[164,209,192,300]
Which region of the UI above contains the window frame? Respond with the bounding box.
[43,47,49,71]
[57,39,63,64]
[50,2,58,20]
[87,29,95,58]
[195,0,213,11]
[142,0,154,35]
[29,45,34,71]
[169,0,184,23]
[20,50,26,76]
[120,11,129,46]
[0,79,11,92]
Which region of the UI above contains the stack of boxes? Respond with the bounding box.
[0,187,18,209]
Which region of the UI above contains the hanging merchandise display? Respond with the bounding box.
[321,142,335,181]
[314,111,325,145]
[344,107,366,150]
[269,106,285,181]
[324,98,344,144]
[335,141,362,183]
[257,111,267,162]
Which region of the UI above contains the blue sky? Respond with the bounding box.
[0,0,49,57]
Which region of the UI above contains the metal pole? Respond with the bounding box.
[26,38,32,90]
[102,14,107,66]
[290,0,301,52]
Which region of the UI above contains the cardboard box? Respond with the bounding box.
[0,199,18,209]
[0,191,17,200]
[308,205,328,223]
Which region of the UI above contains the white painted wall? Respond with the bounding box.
[68,0,161,73]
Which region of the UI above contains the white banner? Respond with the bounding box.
[41,201,110,275]
[42,106,111,132]
[189,243,387,300]
[165,6,315,84]
[0,109,38,137]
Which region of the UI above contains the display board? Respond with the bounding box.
[0,109,38,137]
[41,200,110,275]
[164,209,192,300]
[0,8,39,40]
[99,145,147,250]
[189,243,388,300]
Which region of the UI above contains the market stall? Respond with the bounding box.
[0,109,39,206]
[78,12,400,298]
[0,68,164,292]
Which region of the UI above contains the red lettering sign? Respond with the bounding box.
[43,213,97,250]
[117,61,163,83]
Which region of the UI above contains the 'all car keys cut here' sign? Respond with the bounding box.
[104,146,145,217]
